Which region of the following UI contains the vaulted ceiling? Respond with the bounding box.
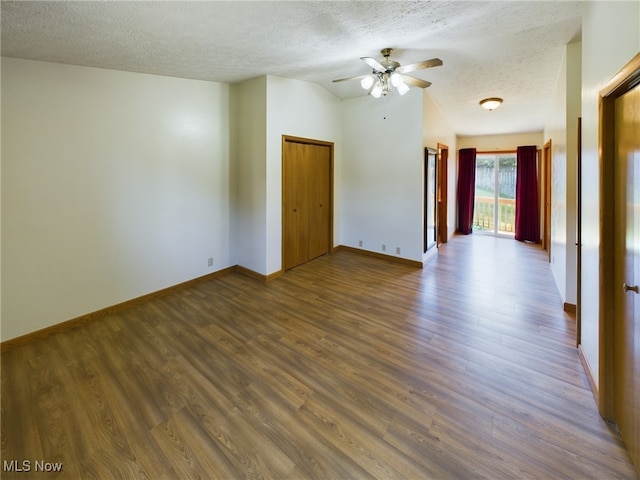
[1,1,582,136]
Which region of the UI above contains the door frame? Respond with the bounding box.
[576,118,582,346]
[542,140,552,262]
[437,143,449,246]
[597,52,640,420]
[281,135,335,271]
[474,150,518,237]
[424,147,437,253]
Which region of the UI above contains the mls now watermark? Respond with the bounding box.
[4,459,63,473]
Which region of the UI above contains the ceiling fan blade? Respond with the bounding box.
[402,75,432,88]
[397,58,443,74]
[360,56,386,72]
[332,74,372,83]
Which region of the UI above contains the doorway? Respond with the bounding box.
[282,136,333,271]
[598,52,640,475]
[424,147,437,253]
[473,152,517,236]
[437,143,449,246]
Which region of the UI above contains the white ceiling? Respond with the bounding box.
[1,0,583,136]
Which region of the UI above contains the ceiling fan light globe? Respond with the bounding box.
[390,72,403,87]
[397,82,410,96]
[370,83,383,98]
[360,76,374,90]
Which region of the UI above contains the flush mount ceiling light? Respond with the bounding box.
[479,97,503,111]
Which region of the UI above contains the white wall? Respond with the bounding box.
[564,42,581,307]
[231,77,267,275]
[231,75,342,277]
[265,76,342,274]
[545,52,569,302]
[341,89,424,262]
[580,1,640,385]
[457,132,543,151]
[2,58,232,341]
[423,91,458,243]
[544,42,581,306]
[0,59,3,340]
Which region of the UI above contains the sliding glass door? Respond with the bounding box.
[473,153,517,236]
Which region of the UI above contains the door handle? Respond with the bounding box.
[623,283,639,294]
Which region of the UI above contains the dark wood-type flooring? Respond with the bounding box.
[1,234,637,479]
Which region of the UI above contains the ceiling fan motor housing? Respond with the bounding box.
[380,48,400,72]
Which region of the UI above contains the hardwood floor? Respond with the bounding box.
[2,234,637,479]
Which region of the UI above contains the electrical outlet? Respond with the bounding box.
[208,257,214,267]
[396,247,401,255]
[358,240,363,247]
[382,244,386,252]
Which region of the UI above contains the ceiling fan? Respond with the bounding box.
[333,48,443,98]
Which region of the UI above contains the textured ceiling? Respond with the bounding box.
[1,1,583,136]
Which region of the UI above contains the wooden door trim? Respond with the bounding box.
[576,118,582,347]
[542,140,552,261]
[283,135,334,148]
[597,52,640,420]
[282,135,335,271]
[437,143,449,245]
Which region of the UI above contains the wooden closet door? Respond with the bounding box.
[307,144,331,261]
[283,139,332,270]
[283,141,309,270]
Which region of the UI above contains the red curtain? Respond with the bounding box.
[515,146,540,242]
[457,148,476,235]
